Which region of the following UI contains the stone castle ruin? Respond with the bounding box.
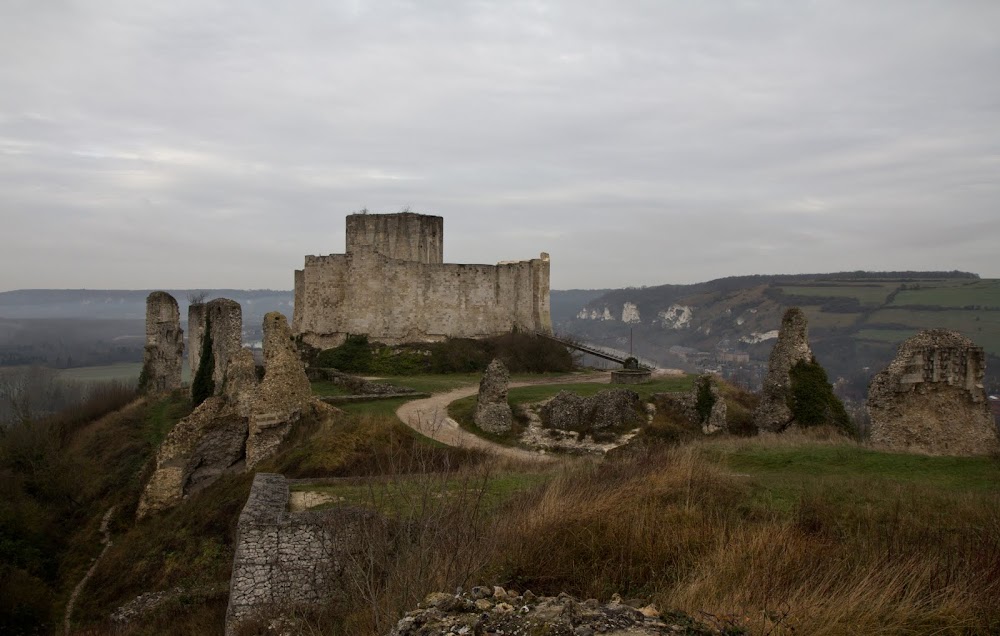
[188,298,243,391]
[753,307,814,432]
[137,292,320,519]
[292,212,552,349]
[868,329,998,455]
[139,291,184,393]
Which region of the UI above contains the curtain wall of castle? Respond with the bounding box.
[292,212,552,349]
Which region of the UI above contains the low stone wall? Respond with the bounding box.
[320,392,429,405]
[611,369,651,385]
[225,473,375,635]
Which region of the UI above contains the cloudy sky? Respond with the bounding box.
[1,0,998,291]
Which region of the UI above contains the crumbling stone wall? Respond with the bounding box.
[188,298,242,396]
[246,312,314,469]
[293,212,552,349]
[868,329,998,455]
[474,359,513,434]
[542,389,644,433]
[753,307,813,432]
[140,291,184,393]
[655,374,728,434]
[137,396,249,519]
[225,473,374,636]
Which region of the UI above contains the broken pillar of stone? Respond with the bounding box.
[224,348,259,419]
[473,358,513,434]
[140,291,184,393]
[189,298,243,398]
[245,312,314,469]
[752,307,813,432]
[868,329,997,455]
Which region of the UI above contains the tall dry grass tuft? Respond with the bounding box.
[492,446,753,600]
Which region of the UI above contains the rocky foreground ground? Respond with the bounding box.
[389,587,722,636]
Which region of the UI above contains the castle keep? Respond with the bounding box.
[292,212,552,349]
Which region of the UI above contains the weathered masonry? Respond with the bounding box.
[293,212,552,349]
[225,473,375,635]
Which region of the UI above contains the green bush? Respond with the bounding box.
[315,335,375,373]
[788,358,855,436]
[191,316,215,407]
[314,333,575,375]
[694,377,715,423]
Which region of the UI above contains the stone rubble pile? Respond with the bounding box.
[654,374,727,435]
[542,388,644,433]
[389,587,720,636]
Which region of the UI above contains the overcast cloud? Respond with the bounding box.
[1,0,998,291]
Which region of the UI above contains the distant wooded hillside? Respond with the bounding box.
[551,271,999,398]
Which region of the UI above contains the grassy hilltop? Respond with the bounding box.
[3,359,998,635]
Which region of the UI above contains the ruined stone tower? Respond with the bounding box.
[753,307,813,432]
[293,212,552,349]
[141,291,184,393]
[188,298,243,397]
[346,212,443,264]
[868,329,997,455]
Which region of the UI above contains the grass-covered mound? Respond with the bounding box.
[313,332,575,375]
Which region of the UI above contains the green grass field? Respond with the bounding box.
[866,308,1000,354]
[890,279,1000,308]
[855,328,920,344]
[800,307,861,329]
[366,371,586,395]
[58,362,143,384]
[290,472,549,515]
[780,283,899,306]
[506,375,694,408]
[57,362,193,385]
[709,440,1000,512]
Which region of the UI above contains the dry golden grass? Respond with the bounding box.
[308,438,1000,636]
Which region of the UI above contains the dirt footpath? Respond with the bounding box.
[395,369,682,461]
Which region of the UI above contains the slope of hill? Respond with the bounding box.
[554,272,999,397]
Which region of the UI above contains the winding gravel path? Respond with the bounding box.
[395,372,617,461]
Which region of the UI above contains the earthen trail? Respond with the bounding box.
[64,506,116,635]
[394,370,694,461]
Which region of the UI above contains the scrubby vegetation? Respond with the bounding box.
[242,432,1000,635]
[788,358,855,437]
[4,362,997,635]
[314,332,575,375]
[0,380,149,634]
[191,315,215,407]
